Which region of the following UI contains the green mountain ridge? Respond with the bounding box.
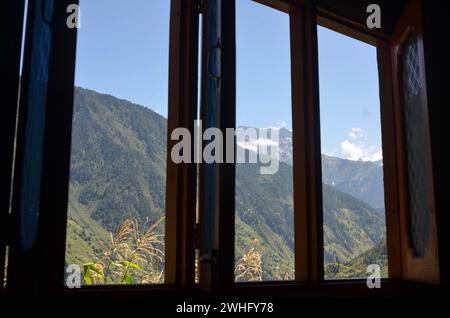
[66,87,387,280]
[325,239,388,279]
[321,154,385,210]
[264,126,386,210]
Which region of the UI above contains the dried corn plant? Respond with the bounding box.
[84,217,165,285]
[234,240,263,282]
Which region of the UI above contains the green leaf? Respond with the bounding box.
[83,263,93,285]
[117,260,144,272]
[83,262,105,285]
[122,272,133,284]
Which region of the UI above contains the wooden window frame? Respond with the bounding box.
[317,4,405,280]
[66,0,202,294]
[164,0,200,289]
[233,0,325,284]
[2,0,441,299]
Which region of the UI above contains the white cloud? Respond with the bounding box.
[340,140,383,162]
[340,140,363,160]
[339,128,383,162]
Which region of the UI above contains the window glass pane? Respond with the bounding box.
[318,27,388,279]
[400,32,430,257]
[235,0,294,282]
[65,0,170,285]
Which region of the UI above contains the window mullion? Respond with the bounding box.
[290,1,324,283]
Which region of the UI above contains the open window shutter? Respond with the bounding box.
[199,0,235,292]
[198,0,222,291]
[391,0,439,283]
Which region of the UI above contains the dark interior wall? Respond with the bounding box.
[1,0,25,287]
[422,1,450,287]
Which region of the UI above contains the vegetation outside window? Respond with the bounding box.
[65,0,170,285]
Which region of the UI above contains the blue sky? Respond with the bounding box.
[74,0,170,116]
[75,0,382,162]
[317,26,382,161]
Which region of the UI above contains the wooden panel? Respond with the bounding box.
[317,9,388,46]
[377,44,403,279]
[391,0,440,284]
[165,0,199,287]
[253,0,291,13]
[316,0,408,36]
[290,5,309,282]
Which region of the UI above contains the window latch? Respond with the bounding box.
[199,249,218,265]
[207,37,221,87]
